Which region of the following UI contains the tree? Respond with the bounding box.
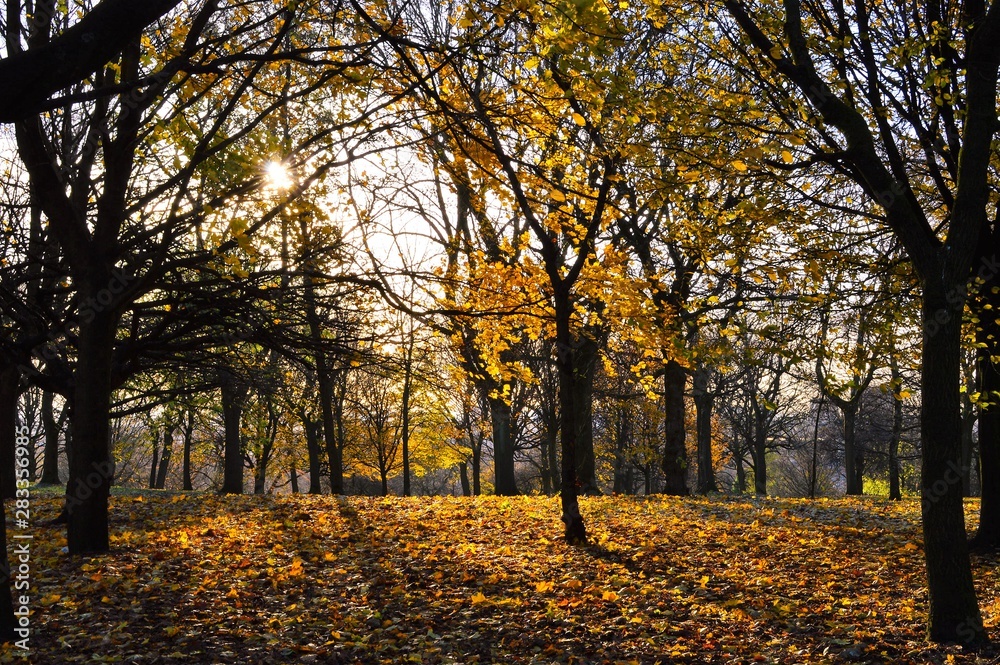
[717,0,1000,641]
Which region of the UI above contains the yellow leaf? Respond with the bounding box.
[571,112,586,126]
[602,590,619,602]
[781,150,793,164]
[732,160,748,172]
[536,581,554,593]
[471,592,487,604]
[165,626,181,637]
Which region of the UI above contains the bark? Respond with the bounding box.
[490,396,517,495]
[735,452,746,494]
[661,360,689,495]
[889,372,903,501]
[147,427,159,489]
[400,336,414,497]
[219,371,244,495]
[973,342,1000,547]
[0,366,20,501]
[843,404,862,495]
[555,290,586,544]
[471,438,481,496]
[289,459,299,494]
[753,432,767,496]
[40,390,61,485]
[154,423,174,489]
[459,461,471,496]
[571,335,600,494]
[181,409,194,491]
[693,367,716,494]
[304,415,322,494]
[612,409,632,494]
[66,312,116,554]
[921,289,983,641]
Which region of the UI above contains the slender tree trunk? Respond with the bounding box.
[459,461,471,496]
[401,341,414,497]
[921,288,983,642]
[612,410,632,494]
[693,367,716,494]
[661,359,689,495]
[66,311,117,554]
[220,372,244,495]
[472,439,481,496]
[40,390,62,485]
[753,432,767,496]
[490,395,517,495]
[546,412,560,494]
[0,366,20,500]
[555,291,586,543]
[304,415,322,494]
[572,335,600,494]
[810,396,824,499]
[181,409,194,491]
[148,427,159,489]
[290,458,299,494]
[843,403,862,495]
[155,424,173,489]
[735,451,746,494]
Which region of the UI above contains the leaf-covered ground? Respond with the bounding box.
[7,492,1000,664]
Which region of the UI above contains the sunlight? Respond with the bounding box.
[264,160,293,190]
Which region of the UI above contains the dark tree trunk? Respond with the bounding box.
[490,395,517,495]
[921,288,983,642]
[843,403,862,495]
[612,410,632,494]
[735,451,746,494]
[304,415,322,494]
[555,290,586,544]
[181,409,194,491]
[0,366,20,501]
[315,361,344,495]
[661,359,689,495]
[154,424,173,489]
[973,341,1000,547]
[40,390,62,485]
[693,367,716,494]
[571,335,600,494]
[147,428,159,489]
[290,459,299,494]
[546,413,560,494]
[220,371,244,495]
[66,312,117,554]
[472,439,481,496]
[401,341,414,497]
[459,461,471,496]
[753,433,767,496]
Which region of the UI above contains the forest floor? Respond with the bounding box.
[6,490,1000,664]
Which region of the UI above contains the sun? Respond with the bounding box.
[264,160,293,190]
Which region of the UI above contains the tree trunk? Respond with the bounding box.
[155,424,173,489]
[304,415,322,494]
[612,409,632,494]
[973,340,1000,547]
[490,395,517,495]
[693,367,716,494]
[735,451,746,494]
[546,412,560,494]
[401,343,413,497]
[661,359,689,495]
[147,427,159,489]
[0,366,20,501]
[921,288,983,642]
[66,312,117,554]
[182,409,194,491]
[472,439,481,496]
[220,371,244,495]
[753,433,767,496]
[555,290,586,544]
[572,335,600,494]
[40,390,62,485]
[290,458,299,493]
[843,403,862,495]
[0,485,15,641]
[315,361,344,495]
[459,461,471,496]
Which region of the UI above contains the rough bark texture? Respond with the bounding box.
[571,335,600,494]
[182,410,194,491]
[973,344,1000,547]
[304,415,322,494]
[40,390,62,485]
[459,461,471,496]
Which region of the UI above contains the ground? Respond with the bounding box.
[6,490,1000,664]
